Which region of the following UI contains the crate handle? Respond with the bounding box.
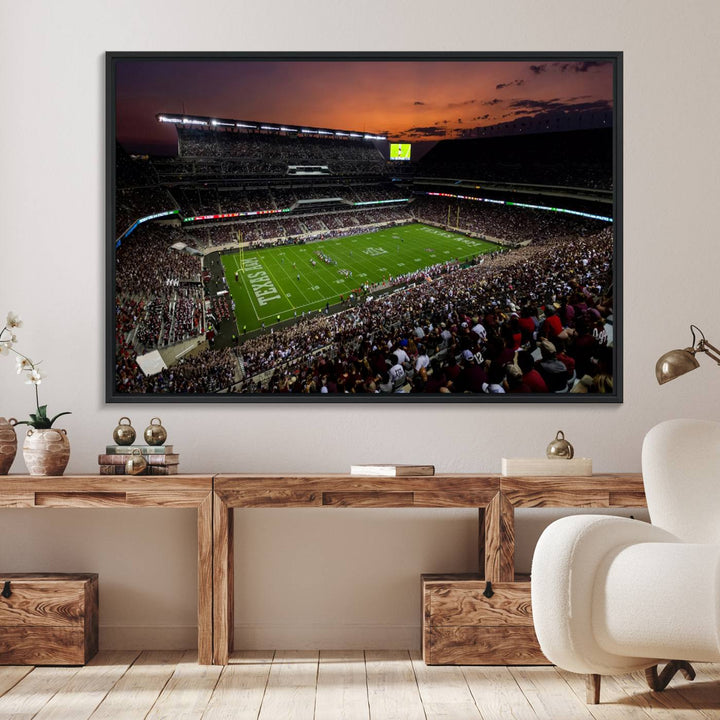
[483,581,494,599]
[1,581,10,599]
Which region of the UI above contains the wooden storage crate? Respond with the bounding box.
[0,573,98,665]
[422,573,548,665]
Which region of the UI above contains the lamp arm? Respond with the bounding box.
[698,340,720,365]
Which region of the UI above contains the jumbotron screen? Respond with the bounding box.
[389,143,411,161]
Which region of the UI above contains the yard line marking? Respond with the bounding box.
[265,253,313,306]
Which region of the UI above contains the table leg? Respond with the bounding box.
[197,493,213,665]
[483,492,515,582]
[213,492,234,665]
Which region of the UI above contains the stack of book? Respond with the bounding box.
[98,445,180,475]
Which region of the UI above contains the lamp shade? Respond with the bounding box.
[655,348,700,385]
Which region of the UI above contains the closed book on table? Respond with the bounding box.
[501,458,592,476]
[350,464,435,477]
[105,445,174,455]
[98,453,179,466]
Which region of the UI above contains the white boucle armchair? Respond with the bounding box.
[531,418,720,703]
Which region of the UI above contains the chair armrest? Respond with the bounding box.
[594,540,720,662]
[531,515,679,674]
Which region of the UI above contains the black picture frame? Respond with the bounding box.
[107,51,622,403]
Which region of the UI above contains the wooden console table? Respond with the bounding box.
[212,473,646,665]
[0,475,214,665]
[1,473,647,666]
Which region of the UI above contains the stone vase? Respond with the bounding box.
[0,417,18,475]
[22,428,70,476]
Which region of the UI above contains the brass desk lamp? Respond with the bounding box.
[656,325,720,384]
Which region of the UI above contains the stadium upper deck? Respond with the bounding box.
[153,113,388,178]
[115,118,613,240]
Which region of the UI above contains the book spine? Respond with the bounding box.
[98,464,126,474]
[98,464,179,475]
[105,446,174,455]
[98,454,180,466]
[147,465,179,475]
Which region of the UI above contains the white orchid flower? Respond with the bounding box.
[16,356,33,373]
[0,341,10,356]
[25,368,46,385]
[6,312,22,329]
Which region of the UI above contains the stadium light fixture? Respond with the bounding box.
[301,129,317,134]
[236,123,256,129]
[349,133,362,138]
[656,325,720,384]
[260,125,280,131]
[280,127,296,132]
[335,132,348,137]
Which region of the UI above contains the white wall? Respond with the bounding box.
[1,0,719,650]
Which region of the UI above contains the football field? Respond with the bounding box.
[220,223,499,332]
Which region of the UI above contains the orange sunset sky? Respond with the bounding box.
[116,57,614,154]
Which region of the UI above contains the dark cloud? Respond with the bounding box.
[509,98,562,110]
[509,98,612,114]
[496,79,525,90]
[529,64,547,75]
[472,113,490,120]
[401,125,447,137]
[458,118,462,123]
[414,101,425,105]
[555,61,611,73]
[447,99,476,108]
[481,98,503,106]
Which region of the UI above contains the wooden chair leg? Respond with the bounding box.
[645,661,696,692]
[586,674,601,704]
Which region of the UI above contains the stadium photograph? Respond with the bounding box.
[108,52,620,401]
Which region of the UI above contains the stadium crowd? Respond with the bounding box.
[115,340,238,394]
[236,227,614,395]
[413,196,608,245]
[175,128,387,176]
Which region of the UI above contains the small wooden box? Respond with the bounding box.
[0,573,98,665]
[422,573,548,665]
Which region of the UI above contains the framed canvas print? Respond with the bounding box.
[107,51,622,403]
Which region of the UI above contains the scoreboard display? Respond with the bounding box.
[389,143,411,161]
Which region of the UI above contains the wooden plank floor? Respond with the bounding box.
[0,651,717,720]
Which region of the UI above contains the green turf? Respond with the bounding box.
[220,223,499,332]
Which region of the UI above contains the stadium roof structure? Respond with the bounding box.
[156,113,386,141]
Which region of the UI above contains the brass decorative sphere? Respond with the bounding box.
[113,417,136,446]
[125,448,147,475]
[546,430,574,459]
[144,417,167,446]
